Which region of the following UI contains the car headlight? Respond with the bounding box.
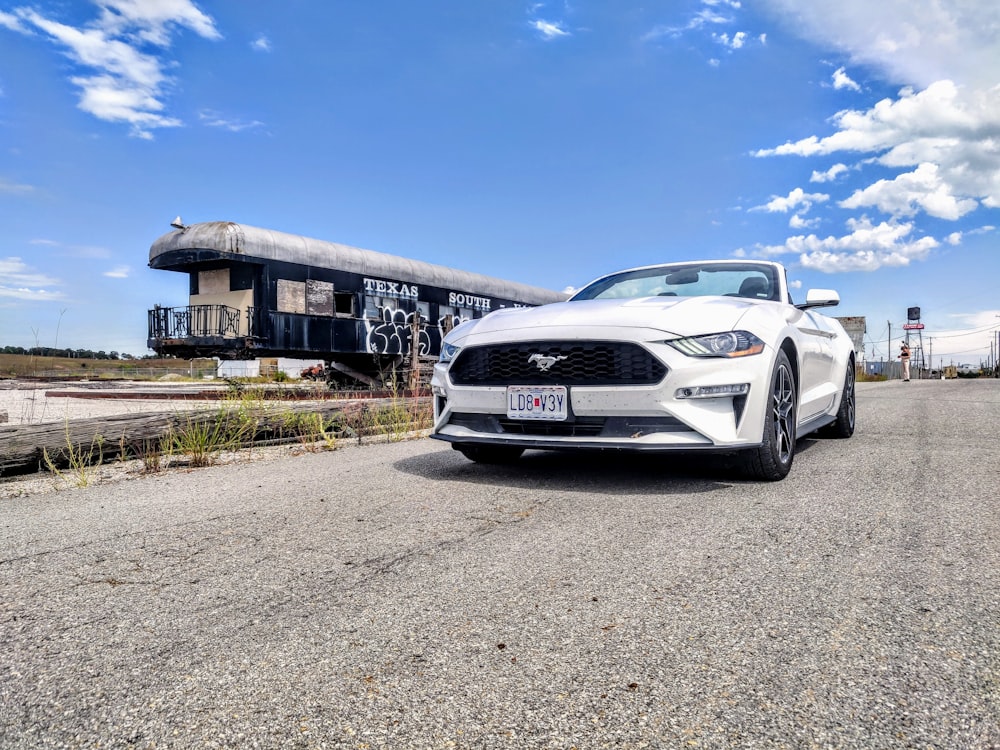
[667,331,765,358]
[439,342,462,363]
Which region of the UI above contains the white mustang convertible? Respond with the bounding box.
[430,260,856,480]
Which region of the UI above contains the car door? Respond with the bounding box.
[794,310,839,420]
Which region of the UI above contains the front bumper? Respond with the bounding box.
[430,337,772,452]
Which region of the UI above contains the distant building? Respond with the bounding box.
[836,316,866,364]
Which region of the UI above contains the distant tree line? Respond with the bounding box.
[0,346,162,360]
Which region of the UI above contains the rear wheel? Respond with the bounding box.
[821,361,856,438]
[740,350,796,481]
[455,444,525,464]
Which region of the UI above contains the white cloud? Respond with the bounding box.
[199,110,266,133]
[734,1,1000,274]
[0,9,28,32]
[755,187,829,213]
[756,82,983,158]
[714,30,748,49]
[2,1,220,138]
[103,265,130,278]
[755,0,1000,90]
[789,214,820,229]
[642,2,736,42]
[756,81,1000,219]
[251,34,271,52]
[756,216,938,272]
[646,2,763,58]
[0,176,35,194]
[832,66,860,92]
[745,2,1000,275]
[531,19,569,40]
[0,257,65,300]
[95,0,220,46]
[840,162,979,220]
[810,164,848,183]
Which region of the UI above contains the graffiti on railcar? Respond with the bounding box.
[364,306,432,356]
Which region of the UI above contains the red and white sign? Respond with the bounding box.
[902,323,924,330]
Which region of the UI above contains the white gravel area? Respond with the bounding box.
[0,381,229,426]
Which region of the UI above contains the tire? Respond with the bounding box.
[740,349,797,481]
[820,361,856,438]
[455,444,525,464]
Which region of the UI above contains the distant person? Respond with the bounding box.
[899,342,911,381]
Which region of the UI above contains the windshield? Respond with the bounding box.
[571,262,779,302]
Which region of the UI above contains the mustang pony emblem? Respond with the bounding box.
[528,353,568,372]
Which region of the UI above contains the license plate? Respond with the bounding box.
[506,385,568,421]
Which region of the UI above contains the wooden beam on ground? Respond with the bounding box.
[0,398,428,477]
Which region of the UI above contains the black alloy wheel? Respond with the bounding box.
[741,349,797,481]
[821,361,856,438]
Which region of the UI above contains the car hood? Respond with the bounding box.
[458,296,761,340]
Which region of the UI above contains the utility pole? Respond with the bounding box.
[887,320,891,378]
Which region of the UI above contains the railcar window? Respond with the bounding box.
[334,292,355,316]
[416,301,431,323]
[364,295,398,319]
[438,304,457,333]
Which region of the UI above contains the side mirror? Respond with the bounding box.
[797,289,840,310]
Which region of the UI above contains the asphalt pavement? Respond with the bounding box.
[2,378,999,749]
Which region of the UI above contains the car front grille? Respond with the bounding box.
[447,413,689,438]
[498,416,606,437]
[448,341,667,386]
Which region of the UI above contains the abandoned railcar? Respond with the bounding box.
[147,221,567,383]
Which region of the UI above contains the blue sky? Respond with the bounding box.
[1,0,998,367]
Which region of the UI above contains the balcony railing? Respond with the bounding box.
[148,304,253,340]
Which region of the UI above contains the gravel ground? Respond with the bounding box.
[2,379,998,749]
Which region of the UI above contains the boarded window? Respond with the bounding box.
[306,279,334,316]
[199,268,230,295]
[277,279,306,314]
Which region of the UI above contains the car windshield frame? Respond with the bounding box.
[570,262,781,303]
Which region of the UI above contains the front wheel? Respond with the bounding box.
[740,350,797,481]
[455,444,525,464]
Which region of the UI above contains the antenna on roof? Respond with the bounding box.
[170,216,188,230]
